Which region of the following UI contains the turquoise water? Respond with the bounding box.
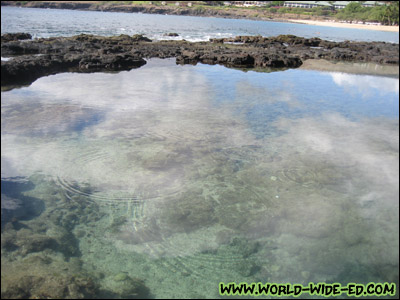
[1,6,399,43]
[1,59,399,298]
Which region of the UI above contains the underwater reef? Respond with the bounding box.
[1,177,151,299]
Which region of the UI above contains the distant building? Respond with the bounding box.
[229,1,270,7]
[283,1,332,9]
[161,1,197,6]
[244,1,270,7]
[170,1,194,6]
[361,1,385,7]
[332,1,350,10]
[332,1,385,10]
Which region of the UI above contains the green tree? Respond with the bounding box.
[335,2,399,25]
[278,7,289,13]
[272,1,284,6]
[345,2,363,13]
[383,2,399,25]
[205,1,224,6]
[369,5,385,22]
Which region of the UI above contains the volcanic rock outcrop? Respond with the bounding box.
[1,33,398,88]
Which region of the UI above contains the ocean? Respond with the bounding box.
[1,6,399,43]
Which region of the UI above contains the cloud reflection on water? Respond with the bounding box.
[1,59,398,285]
[331,72,399,98]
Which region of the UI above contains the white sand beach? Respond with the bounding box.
[289,19,399,32]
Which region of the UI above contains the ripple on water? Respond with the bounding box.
[103,181,279,280]
[53,136,192,205]
[55,176,186,205]
[275,161,358,193]
[112,217,267,279]
[277,167,320,189]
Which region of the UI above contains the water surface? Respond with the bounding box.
[1,59,399,298]
[1,6,399,43]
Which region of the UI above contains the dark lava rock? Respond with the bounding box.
[1,33,151,86]
[1,32,32,43]
[1,33,398,89]
[131,34,152,42]
[164,32,179,37]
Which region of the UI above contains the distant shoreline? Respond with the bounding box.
[288,19,399,32]
[1,1,399,33]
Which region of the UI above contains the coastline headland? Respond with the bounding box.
[1,1,399,32]
[1,33,399,89]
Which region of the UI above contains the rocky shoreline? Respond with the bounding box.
[1,33,399,89]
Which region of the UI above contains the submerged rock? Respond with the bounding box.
[1,271,99,299]
[1,194,22,219]
[16,232,59,255]
[1,180,105,298]
[1,180,44,228]
[107,274,150,299]
[113,272,129,282]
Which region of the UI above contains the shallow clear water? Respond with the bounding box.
[1,59,399,298]
[1,6,399,43]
